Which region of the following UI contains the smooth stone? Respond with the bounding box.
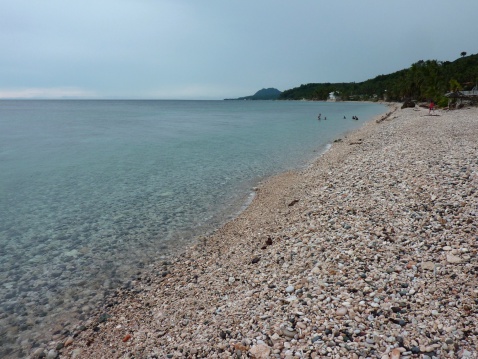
[32,348,45,358]
[64,336,74,347]
[311,335,322,343]
[390,348,401,359]
[46,349,58,359]
[249,344,270,359]
[410,346,420,354]
[64,249,79,257]
[446,254,462,263]
[285,285,295,293]
[71,349,82,359]
[421,262,435,271]
[336,307,348,316]
[386,336,396,343]
[282,328,297,338]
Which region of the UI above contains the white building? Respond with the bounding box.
[328,91,341,101]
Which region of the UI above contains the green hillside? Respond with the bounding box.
[279,53,478,105]
[225,88,282,100]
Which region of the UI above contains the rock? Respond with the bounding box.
[71,349,82,359]
[311,335,322,343]
[249,344,271,358]
[282,328,297,338]
[122,334,132,342]
[401,101,415,109]
[98,313,110,323]
[421,261,435,271]
[64,337,74,347]
[32,348,45,358]
[46,349,58,359]
[410,346,420,354]
[285,285,295,293]
[390,348,401,359]
[446,254,462,263]
[336,307,348,316]
[459,349,473,358]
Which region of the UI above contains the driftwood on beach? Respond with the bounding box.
[376,106,398,123]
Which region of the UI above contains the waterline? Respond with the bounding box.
[0,100,386,356]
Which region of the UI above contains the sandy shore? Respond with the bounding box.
[38,105,477,358]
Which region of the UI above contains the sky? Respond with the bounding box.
[1,1,478,100]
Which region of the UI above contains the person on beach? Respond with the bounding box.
[429,101,435,115]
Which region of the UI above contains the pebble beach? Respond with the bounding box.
[36,105,477,358]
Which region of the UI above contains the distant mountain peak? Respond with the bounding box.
[225,87,282,100]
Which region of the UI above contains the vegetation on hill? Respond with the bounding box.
[279,53,478,106]
[225,88,282,100]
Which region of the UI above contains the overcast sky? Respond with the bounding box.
[1,1,477,100]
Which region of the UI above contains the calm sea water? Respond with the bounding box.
[0,100,386,356]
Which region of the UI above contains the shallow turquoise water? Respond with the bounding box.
[0,100,386,355]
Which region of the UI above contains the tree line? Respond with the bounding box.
[279,53,478,106]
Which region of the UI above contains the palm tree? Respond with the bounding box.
[461,51,467,57]
[449,79,462,92]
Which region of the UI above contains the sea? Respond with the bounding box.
[0,99,386,356]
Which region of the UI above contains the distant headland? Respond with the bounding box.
[225,87,282,100]
[225,53,478,108]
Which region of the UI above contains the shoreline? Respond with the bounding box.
[0,101,386,359]
[38,105,478,358]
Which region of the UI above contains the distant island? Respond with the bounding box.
[225,88,282,100]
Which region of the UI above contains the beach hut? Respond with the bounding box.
[445,86,478,108]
